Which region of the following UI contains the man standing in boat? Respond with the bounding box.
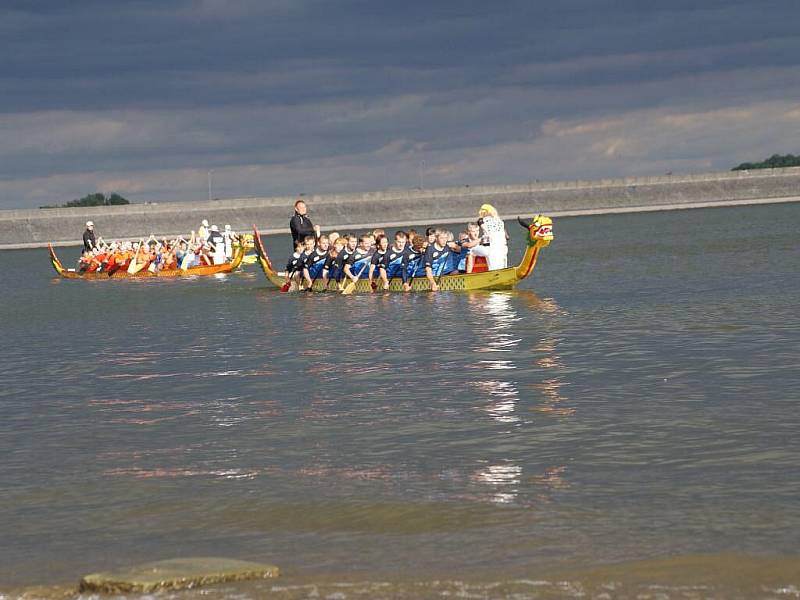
[289,199,320,247]
[82,221,98,252]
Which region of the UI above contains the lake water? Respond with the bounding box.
[1,204,799,599]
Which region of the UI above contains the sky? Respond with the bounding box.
[2,0,800,209]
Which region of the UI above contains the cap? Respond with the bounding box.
[210,225,219,232]
[86,221,94,227]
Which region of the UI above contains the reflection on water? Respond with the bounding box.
[2,205,800,598]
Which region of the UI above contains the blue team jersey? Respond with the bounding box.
[448,241,469,273]
[423,244,452,276]
[403,247,426,278]
[346,248,373,278]
[382,246,406,279]
[304,249,330,279]
[331,247,354,281]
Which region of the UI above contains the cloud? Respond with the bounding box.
[2,1,800,208]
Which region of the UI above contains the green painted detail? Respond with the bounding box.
[78,557,280,593]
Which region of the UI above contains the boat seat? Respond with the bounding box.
[472,256,488,273]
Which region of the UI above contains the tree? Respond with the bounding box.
[41,193,131,208]
[732,153,800,170]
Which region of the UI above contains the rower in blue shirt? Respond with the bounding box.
[368,235,390,290]
[331,234,356,288]
[302,235,333,290]
[378,231,408,290]
[424,229,462,292]
[401,233,427,291]
[343,234,374,283]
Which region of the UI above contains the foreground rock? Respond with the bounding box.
[78,557,279,593]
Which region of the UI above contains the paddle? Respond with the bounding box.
[341,262,368,295]
[280,270,296,293]
[127,239,145,274]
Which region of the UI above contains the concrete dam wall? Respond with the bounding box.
[2,167,800,249]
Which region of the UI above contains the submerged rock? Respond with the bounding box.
[78,557,279,593]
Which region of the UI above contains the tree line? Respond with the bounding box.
[732,153,800,171]
[41,193,130,209]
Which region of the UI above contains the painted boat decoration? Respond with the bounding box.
[252,215,553,293]
[48,243,245,279]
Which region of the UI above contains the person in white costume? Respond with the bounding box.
[469,203,507,271]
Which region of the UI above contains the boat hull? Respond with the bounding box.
[48,244,245,279]
[252,217,551,293]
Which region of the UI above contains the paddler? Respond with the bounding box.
[368,235,389,290]
[343,234,373,283]
[379,231,408,291]
[331,234,356,290]
[302,234,333,290]
[198,219,209,241]
[284,239,305,289]
[424,229,461,292]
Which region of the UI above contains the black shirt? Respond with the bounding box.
[289,212,316,245]
[285,252,302,273]
[83,228,97,252]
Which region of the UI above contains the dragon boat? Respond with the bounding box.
[47,243,245,279]
[252,214,553,293]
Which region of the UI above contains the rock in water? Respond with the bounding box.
[78,557,279,593]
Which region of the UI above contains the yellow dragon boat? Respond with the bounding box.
[48,243,245,279]
[252,215,553,293]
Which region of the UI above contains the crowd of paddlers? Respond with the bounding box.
[283,201,509,292]
[77,219,240,274]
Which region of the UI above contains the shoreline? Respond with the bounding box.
[3,194,797,251]
[3,166,800,250]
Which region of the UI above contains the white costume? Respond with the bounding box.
[471,215,507,270]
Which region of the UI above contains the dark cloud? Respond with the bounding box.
[1,0,800,207]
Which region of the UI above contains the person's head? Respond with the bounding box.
[358,234,371,249]
[435,229,449,247]
[179,241,187,250]
[224,224,231,232]
[479,203,498,218]
[333,237,345,253]
[345,234,357,251]
[210,224,219,233]
[376,235,389,251]
[467,222,480,239]
[303,235,316,252]
[459,230,469,243]
[294,239,304,254]
[85,220,94,231]
[425,227,436,244]
[294,200,307,215]
[317,235,330,251]
[394,231,407,248]
[328,231,340,245]
[201,219,209,227]
[372,228,385,239]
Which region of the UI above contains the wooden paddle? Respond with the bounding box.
[341,262,368,295]
[127,239,145,274]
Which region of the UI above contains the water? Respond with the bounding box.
[1,204,799,599]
